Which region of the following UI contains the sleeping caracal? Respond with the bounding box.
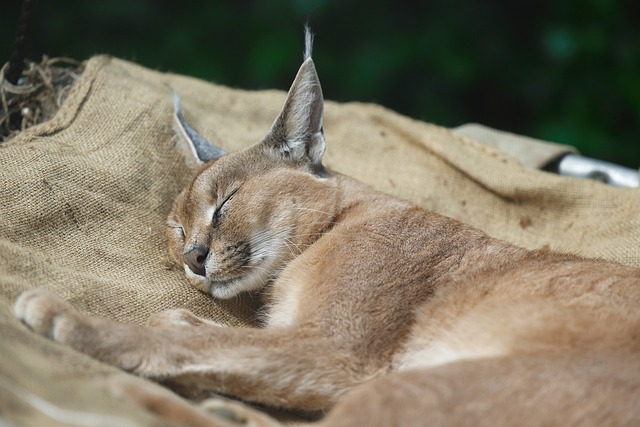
[14,27,640,427]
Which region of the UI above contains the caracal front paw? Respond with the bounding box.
[14,290,163,374]
[14,289,81,342]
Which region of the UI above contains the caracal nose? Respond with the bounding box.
[184,245,208,276]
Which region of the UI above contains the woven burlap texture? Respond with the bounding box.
[1,55,639,426]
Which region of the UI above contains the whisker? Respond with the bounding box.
[282,239,305,256]
[292,206,335,216]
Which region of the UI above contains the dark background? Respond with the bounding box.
[2,0,639,167]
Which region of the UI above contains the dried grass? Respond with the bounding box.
[0,56,84,141]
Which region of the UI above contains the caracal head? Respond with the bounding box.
[167,33,337,299]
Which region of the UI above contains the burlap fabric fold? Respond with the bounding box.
[1,55,639,426]
[453,123,577,169]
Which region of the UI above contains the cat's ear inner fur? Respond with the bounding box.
[172,92,225,167]
[261,26,326,169]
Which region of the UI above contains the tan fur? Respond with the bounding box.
[14,31,640,426]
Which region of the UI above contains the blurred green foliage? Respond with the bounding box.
[2,0,639,167]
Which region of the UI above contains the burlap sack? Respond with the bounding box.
[1,55,639,426]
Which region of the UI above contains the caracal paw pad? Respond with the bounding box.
[147,308,224,328]
[14,289,78,340]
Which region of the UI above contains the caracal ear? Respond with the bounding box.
[172,92,225,167]
[260,27,326,169]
